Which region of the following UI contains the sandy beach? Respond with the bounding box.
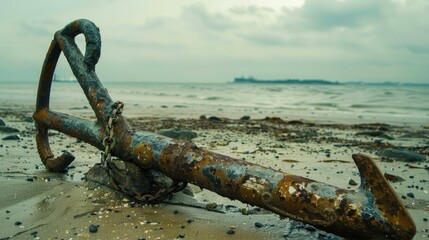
[1,91,428,240]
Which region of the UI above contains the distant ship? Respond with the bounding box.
[53,73,77,83]
[234,77,339,85]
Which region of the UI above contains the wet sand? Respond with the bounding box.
[0,104,428,239]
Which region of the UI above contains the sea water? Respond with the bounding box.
[0,81,428,126]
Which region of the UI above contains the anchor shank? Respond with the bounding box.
[126,134,415,239]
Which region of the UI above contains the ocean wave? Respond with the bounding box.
[203,96,222,101]
[311,103,338,108]
[351,104,429,111]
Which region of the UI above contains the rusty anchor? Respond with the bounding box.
[33,19,416,239]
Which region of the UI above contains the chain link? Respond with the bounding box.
[101,101,124,166]
[100,101,186,202]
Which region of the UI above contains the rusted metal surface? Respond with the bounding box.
[33,19,416,239]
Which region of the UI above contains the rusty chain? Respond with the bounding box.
[101,101,186,202]
[101,101,124,166]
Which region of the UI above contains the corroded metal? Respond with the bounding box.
[33,19,416,240]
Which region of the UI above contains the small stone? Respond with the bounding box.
[187,219,194,224]
[376,148,427,162]
[208,116,222,122]
[384,173,405,182]
[226,229,235,235]
[199,115,207,120]
[2,134,21,140]
[348,179,358,186]
[23,117,33,123]
[177,234,186,238]
[241,115,250,121]
[407,192,415,198]
[0,126,20,133]
[30,231,38,236]
[356,131,394,140]
[15,221,22,226]
[255,222,264,228]
[26,177,34,182]
[206,203,218,209]
[89,224,98,233]
[423,218,428,222]
[158,128,197,141]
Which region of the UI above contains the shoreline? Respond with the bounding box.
[1,81,428,128]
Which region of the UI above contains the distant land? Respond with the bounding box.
[234,77,338,85]
[233,77,429,86]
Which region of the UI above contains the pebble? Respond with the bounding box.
[376,148,427,162]
[406,192,415,198]
[208,116,222,122]
[356,131,394,140]
[89,224,98,233]
[158,128,197,141]
[26,177,34,182]
[23,117,34,123]
[241,115,250,120]
[255,222,264,228]
[177,234,186,238]
[0,126,20,133]
[2,134,21,140]
[226,229,235,235]
[348,179,358,186]
[384,173,405,182]
[15,221,22,226]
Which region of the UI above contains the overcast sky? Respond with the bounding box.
[0,0,428,83]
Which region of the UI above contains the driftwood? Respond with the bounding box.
[33,19,415,239]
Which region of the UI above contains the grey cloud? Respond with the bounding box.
[229,5,275,17]
[182,4,235,32]
[282,0,392,31]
